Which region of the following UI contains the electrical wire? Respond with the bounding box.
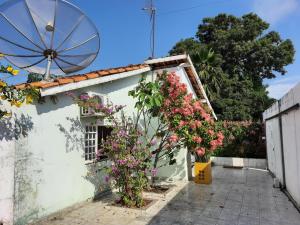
[157,0,235,16]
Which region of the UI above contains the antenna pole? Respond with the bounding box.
[45,54,52,80]
[143,0,156,59]
[152,7,156,58]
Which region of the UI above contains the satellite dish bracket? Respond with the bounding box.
[44,49,57,80]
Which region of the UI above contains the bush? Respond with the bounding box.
[213,121,266,158]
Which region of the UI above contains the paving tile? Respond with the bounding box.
[219,208,240,221]
[240,206,259,218]
[238,215,260,225]
[29,167,300,225]
[202,206,223,219]
[216,218,239,225]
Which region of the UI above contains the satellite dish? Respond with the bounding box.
[0,0,100,80]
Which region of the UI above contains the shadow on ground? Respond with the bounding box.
[146,167,300,225]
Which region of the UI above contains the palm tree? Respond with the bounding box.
[191,48,224,100]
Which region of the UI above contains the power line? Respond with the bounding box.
[158,0,234,16]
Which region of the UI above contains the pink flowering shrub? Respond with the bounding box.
[101,117,151,207]
[68,92,150,207]
[129,71,224,186]
[159,72,224,162]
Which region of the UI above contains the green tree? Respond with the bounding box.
[170,13,294,120]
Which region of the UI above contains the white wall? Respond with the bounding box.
[263,102,284,184]
[264,82,300,207]
[0,67,194,224]
[0,115,15,225]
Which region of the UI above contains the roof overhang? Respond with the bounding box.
[14,54,217,119]
[40,67,150,97]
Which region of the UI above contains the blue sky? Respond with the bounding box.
[1,0,300,99]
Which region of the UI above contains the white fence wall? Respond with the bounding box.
[263,83,300,207]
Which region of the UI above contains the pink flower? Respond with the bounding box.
[104,175,110,183]
[190,123,196,130]
[151,168,158,177]
[196,147,205,156]
[164,99,171,107]
[79,94,89,100]
[183,93,193,103]
[169,134,179,143]
[193,136,202,144]
[179,121,186,127]
[208,130,214,136]
[193,101,203,111]
[195,120,202,128]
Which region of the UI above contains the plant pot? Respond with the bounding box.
[194,160,212,184]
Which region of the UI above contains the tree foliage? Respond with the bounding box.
[170,13,295,120]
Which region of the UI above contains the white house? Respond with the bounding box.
[0,54,216,225]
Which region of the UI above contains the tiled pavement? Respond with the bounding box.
[33,167,300,225]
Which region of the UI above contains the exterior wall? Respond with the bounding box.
[0,112,15,225]
[0,67,194,224]
[263,102,284,184]
[211,157,267,169]
[264,82,300,207]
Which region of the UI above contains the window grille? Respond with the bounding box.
[84,125,112,161]
[84,125,97,161]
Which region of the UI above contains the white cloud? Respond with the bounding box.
[253,0,299,24]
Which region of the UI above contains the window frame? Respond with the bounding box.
[84,122,113,163]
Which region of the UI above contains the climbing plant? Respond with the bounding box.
[0,58,39,119]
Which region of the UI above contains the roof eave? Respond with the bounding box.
[186,55,217,120]
[40,67,151,97]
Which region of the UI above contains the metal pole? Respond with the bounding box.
[45,54,52,80]
[152,8,156,58]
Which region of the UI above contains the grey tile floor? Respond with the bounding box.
[34,167,300,225]
[147,167,300,225]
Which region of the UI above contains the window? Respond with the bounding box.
[85,125,97,161]
[84,125,113,161]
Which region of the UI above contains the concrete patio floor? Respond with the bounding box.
[33,166,300,225]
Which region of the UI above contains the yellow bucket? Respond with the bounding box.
[194,160,212,184]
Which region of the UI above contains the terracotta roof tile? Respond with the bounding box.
[117,68,126,73]
[97,70,110,76]
[14,63,149,90]
[108,68,120,74]
[29,82,45,88]
[56,78,74,85]
[39,82,60,89]
[68,75,88,82]
[86,72,99,79]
